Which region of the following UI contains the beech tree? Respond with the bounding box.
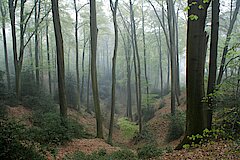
[177,0,210,149]
[0,0,10,90]
[51,0,68,119]
[90,0,104,138]
[108,0,119,145]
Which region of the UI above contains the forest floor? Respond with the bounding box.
[6,92,240,159]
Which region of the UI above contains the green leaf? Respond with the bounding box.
[189,14,199,21]
[198,5,204,9]
[203,0,210,3]
[184,6,190,12]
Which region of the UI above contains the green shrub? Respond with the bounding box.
[133,126,155,144]
[0,119,46,160]
[63,151,87,160]
[22,94,57,113]
[166,111,185,142]
[64,150,108,160]
[159,102,165,109]
[117,117,138,139]
[142,106,155,122]
[214,104,240,140]
[110,149,137,160]
[137,144,163,159]
[64,149,137,160]
[165,146,173,153]
[0,103,7,119]
[29,112,87,145]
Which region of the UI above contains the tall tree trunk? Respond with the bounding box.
[177,0,210,149]
[90,0,103,138]
[0,0,10,90]
[167,0,177,115]
[74,0,81,108]
[108,0,119,145]
[81,28,88,103]
[142,0,149,108]
[118,10,133,120]
[155,27,163,97]
[35,0,40,87]
[217,0,240,85]
[130,0,142,133]
[51,0,68,120]
[45,2,52,95]
[86,43,91,113]
[207,0,220,129]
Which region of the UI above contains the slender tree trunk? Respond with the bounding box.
[108,0,119,144]
[90,0,103,138]
[35,0,40,87]
[142,0,149,108]
[45,2,52,95]
[156,27,163,97]
[207,0,220,129]
[74,0,81,108]
[130,0,142,133]
[217,0,240,85]
[167,0,177,115]
[87,43,91,113]
[51,0,68,120]
[0,0,10,90]
[81,28,88,103]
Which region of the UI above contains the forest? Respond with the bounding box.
[0,0,239,159]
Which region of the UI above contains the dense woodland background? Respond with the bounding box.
[0,0,239,159]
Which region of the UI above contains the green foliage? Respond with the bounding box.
[189,14,198,20]
[0,70,5,95]
[165,146,173,153]
[110,149,137,160]
[166,111,185,142]
[133,126,155,144]
[117,117,138,139]
[64,149,137,160]
[183,128,225,149]
[29,112,87,145]
[0,119,46,160]
[22,94,57,113]
[214,107,240,140]
[213,76,240,140]
[159,101,165,109]
[137,144,163,159]
[142,106,155,122]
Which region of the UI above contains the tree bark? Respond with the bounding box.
[217,0,240,85]
[108,0,119,145]
[130,0,142,133]
[207,0,220,129]
[90,0,104,138]
[177,0,210,149]
[0,0,10,90]
[74,0,81,108]
[44,2,52,95]
[51,0,68,120]
[142,0,149,108]
[35,0,40,87]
